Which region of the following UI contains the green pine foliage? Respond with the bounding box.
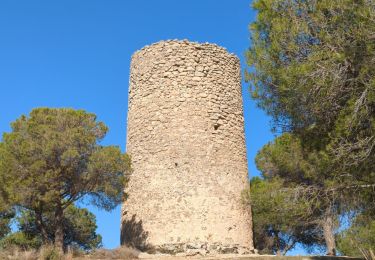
[0,108,131,252]
[247,0,375,188]
[0,204,102,251]
[337,213,375,257]
[247,0,375,185]
[0,210,14,240]
[243,177,323,255]
[0,143,16,241]
[0,231,42,251]
[253,133,343,255]
[246,0,375,255]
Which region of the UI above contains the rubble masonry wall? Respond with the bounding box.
[121,40,253,254]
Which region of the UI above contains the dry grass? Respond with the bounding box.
[0,245,73,260]
[0,246,139,259]
[85,246,140,259]
[0,246,38,260]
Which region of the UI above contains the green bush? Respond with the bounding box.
[0,231,41,251]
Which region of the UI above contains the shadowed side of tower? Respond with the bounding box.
[121,40,254,254]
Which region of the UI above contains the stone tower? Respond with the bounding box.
[121,40,253,254]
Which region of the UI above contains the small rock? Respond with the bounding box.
[186,248,207,256]
[163,72,172,77]
[194,71,205,77]
[196,66,204,72]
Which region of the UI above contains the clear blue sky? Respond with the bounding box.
[0,0,306,254]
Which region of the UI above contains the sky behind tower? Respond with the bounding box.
[0,0,299,253]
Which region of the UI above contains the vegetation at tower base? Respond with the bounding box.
[337,212,375,258]
[0,204,102,251]
[250,133,345,255]
[0,108,131,253]
[0,187,13,241]
[246,0,375,256]
[0,210,14,241]
[243,176,324,255]
[0,143,16,241]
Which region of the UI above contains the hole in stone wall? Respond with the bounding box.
[214,125,219,130]
[175,162,178,167]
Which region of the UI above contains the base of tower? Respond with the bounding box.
[136,254,362,260]
[140,242,255,257]
[138,252,258,259]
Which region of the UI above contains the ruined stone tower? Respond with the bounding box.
[121,40,253,254]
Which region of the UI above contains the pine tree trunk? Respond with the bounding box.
[275,232,282,256]
[322,212,336,256]
[35,211,49,243]
[54,203,64,253]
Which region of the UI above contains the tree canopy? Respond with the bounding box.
[243,176,323,255]
[247,0,375,184]
[253,133,345,255]
[0,204,102,251]
[337,212,375,258]
[246,0,375,256]
[0,108,131,252]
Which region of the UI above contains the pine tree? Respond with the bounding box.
[246,0,375,255]
[0,108,131,252]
